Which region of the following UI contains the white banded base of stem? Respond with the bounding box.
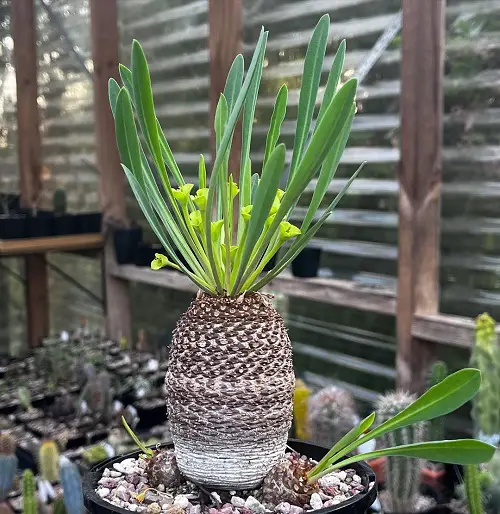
[173,434,288,489]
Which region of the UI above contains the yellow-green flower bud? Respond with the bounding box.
[151,253,179,271]
[211,220,224,243]
[189,210,203,232]
[276,189,285,200]
[229,176,239,200]
[192,188,208,211]
[173,183,194,205]
[279,221,301,241]
[241,205,253,222]
[221,244,238,264]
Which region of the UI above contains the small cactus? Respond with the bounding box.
[465,465,484,514]
[22,469,37,514]
[39,441,60,482]
[52,497,66,514]
[53,189,67,216]
[376,391,427,513]
[293,378,311,440]
[0,434,17,501]
[471,313,500,442]
[307,385,358,448]
[59,456,84,514]
[428,361,448,441]
[17,387,32,411]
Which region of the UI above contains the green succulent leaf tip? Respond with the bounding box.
[110,17,358,296]
[307,368,496,483]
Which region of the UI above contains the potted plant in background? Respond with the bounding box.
[83,15,496,514]
[52,188,76,236]
[110,218,143,265]
[0,192,26,239]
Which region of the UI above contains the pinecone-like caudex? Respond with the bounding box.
[145,449,184,489]
[262,452,319,508]
[165,292,295,489]
[307,386,358,448]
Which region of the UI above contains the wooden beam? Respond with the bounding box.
[89,0,132,345]
[11,0,49,348]
[0,234,104,256]
[208,0,242,175]
[397,0,445,391]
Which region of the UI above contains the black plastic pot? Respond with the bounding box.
[134,398,167,429]
[134,243,161,267]
[24,211,54,238]
[291,247,321,278]
[0,214,26,239]
[113,227,142,265]
[53,214,77,236]
[83,440,377,514]
[77,212,102,234]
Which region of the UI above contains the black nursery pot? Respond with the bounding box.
[113,227,142,265]
[53,214,77,236]
[134,243,162,267]
[0,214,26,239]
[77,212,102,234]
[291,247,321,278]
[83,440,377,514]
[24,210,54,238]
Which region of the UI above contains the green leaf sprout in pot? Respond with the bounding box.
[108,12,495,496]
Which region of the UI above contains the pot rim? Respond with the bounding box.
[83,439,377,514]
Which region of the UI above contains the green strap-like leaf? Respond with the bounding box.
[108,78,121,117]
[263,84,288,167]
[224,54,244,113]
[301,103,355,232]
[309,412,375,480]
[231,144,286,294]
[316,40,346,124]
[288,13,329,184]
[199,154,207,189]
[321,440,495,478]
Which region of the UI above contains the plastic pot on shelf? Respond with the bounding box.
[0,214,26,239]
[24,210,54,238]
[291,247,322,278]
[113,226,142,265]
[134,243,162,267]
[83,439,377,514]
[77,212,102,234]
[53,213,78,236]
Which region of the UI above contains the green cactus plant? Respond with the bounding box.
[465,465,485,514]
[376,391,427,513]
[53,189,67,216]
[307,385,359,448]
[59,456,84,514]
[471,313,500,443]
[0,434,17,501]
[428,361,448,442]
[38,441,59,483]
[52,497,66,514]
[17,387,32,411]
[22,469,37,514]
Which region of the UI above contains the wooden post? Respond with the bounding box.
[90,0,132,344]
[11,0,49,347]
[396,0,445,391]
[208,0,242,174]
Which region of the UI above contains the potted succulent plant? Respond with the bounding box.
[83,15,495,514]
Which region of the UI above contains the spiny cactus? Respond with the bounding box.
[465,465,484,514]
[428,361,448,441]
[293,378,311,440]
[307,385,358,448]
[0,434,17,501]
[52,497,66,514]
[376,391,427,513]
[17,387,32,411]
[59,456,84,514]
[39,441,60,483]
[471,313,500,442]
[53,188,67,216]
[22,469,37,514]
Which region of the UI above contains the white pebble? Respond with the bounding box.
[112,463,126,474]
[332,495,347,505]
[129,505,138,512]
[309,493,323,510]
[339,483,349,493]
[174,495,190,509]
[352,474,361,483]
[318,475,340,487]
[97,488,110,499]
[275,502,291,514]
[289,506,303,514]
[245,495,265,514]
[335,471,347,481]
[114,485,130,502]
[103,468,111,477]
[231,497,246,508]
